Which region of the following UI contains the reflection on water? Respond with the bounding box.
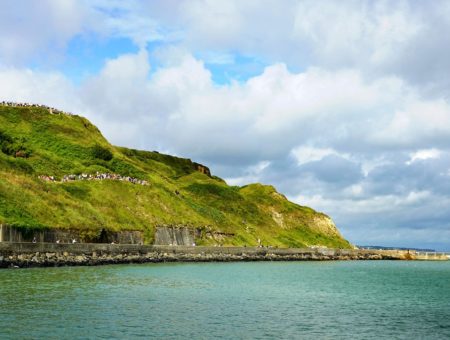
[1,261,449,339]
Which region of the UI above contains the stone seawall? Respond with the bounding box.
[0,243,418,268]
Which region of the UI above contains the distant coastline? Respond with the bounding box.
[358,245,439,252]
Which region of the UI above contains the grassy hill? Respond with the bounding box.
[0,104,351,248]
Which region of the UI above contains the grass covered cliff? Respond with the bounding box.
[0,104,351,248]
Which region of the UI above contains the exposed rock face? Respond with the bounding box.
[271,209,285,228]
[312,215,345,237]
[196,227,235,244]
[193,162,211,177]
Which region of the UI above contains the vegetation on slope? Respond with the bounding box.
[0,105,351,248]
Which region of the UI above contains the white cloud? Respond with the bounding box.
[3,50,450,166]
[0,66,79,111]
[293,0,422,66]
[180,0,245,49]
[225,161,270,186]
[372,99,450,147]
[407,149,441,164]
[291,146,347,166]
[90,0,169,47]
[2,1,450,96]
[404,190,431,204]
[343,184,364,198]
[0,0,90,64]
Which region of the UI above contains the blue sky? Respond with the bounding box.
[62,36,270,85]
[63,36,139,83]
[1,0,450,250]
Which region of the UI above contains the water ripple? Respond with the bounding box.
[0,261,449,339]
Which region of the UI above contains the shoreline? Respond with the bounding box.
[1,242,447,268]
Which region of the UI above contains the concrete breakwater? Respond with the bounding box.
[0,243,433,268]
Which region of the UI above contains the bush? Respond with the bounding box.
[0,131,31,158]
[91,145,113,161]
[106,158,144,178]
[0,131,13,144]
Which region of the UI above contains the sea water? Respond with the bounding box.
[0,261,449,339]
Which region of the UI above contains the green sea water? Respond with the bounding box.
[0,261,449,339]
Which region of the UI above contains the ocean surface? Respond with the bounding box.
[0,261,449,339]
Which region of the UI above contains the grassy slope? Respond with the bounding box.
[0,105,351,248]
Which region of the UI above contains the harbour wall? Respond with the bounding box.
[414,251,450,261]
[1,242,442,268]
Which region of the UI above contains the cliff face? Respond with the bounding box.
[0,104,352,248]
[312,215,345,238]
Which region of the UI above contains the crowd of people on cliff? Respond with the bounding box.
[39,172,148,186]
[1,101,73,115]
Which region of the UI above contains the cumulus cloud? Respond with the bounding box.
[78,0,450,95]
[407,149,441,164]
[0,0,91,65]
[291,146,347,166]
[3,1,450,93]
[225,161,271,186]
[293,1,422,67]
[176,0,450,95]
[0,66,79,110]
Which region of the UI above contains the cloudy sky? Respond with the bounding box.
[1,0,450,250]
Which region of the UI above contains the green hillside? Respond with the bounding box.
[0,104,351,248]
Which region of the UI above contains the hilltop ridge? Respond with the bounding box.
[0,103,351,248]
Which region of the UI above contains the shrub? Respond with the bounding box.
[106,158,144,177]
[0,131,13,144]
[91,145,113,161]
[0,131,31,158]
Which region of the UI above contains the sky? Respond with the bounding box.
[1,0,450,250]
